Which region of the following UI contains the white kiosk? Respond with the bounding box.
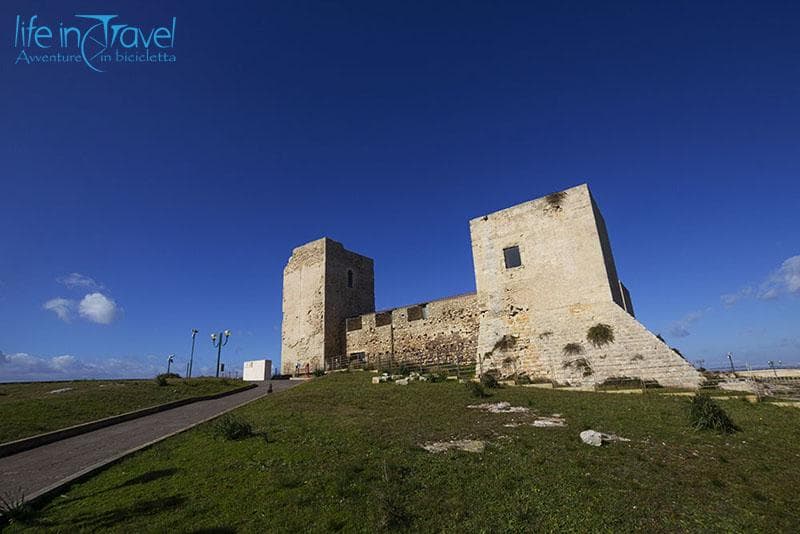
[242,359,272,381]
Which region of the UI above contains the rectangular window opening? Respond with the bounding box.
[407,304,427,321]
[346,316,362,331]
[347,269,354,288]
[375,312,392,327]
[503,246,522,269]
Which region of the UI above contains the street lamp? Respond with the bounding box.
[211,329,231,378]
[188,328,199,378]
[166,354,175,375]
[727,352,735,374]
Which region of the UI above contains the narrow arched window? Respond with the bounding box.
[347,269,354,288]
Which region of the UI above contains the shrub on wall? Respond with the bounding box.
[562,357,594,377]
[562,342,584,356]
[587,323,614,347]
[545,191,567,211]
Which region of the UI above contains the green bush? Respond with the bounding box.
[213,415,255,440]
[597,376,662,390]
[425,372,448,383]
[479,373,499,389]
[312,369,325,377]
[562,342,584,356]
[562,358,593,377]
[0,488,34,525]
[587,323,614,347]
[466,381,490,398]
[689,395,739,433]
[155,374,169,386]
[514,374,532,385]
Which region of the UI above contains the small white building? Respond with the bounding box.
[242,359,272,381]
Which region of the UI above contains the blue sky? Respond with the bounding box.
[1,1,798,381]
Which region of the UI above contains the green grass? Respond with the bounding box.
[0,378,244,443]
[6,373,800,532]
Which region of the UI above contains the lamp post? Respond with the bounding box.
[166,354,175,375]
[188,328,199,378]
[211,330,231,378]
[727,352,735,374]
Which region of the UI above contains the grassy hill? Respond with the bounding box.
[5,372,800,532]
[0,377,244,443]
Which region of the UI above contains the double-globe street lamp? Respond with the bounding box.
[211,330,231,378]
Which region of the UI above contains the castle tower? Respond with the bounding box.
[280,238,375,374]
[469,184,702,388]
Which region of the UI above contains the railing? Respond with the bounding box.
[327,353,476,379]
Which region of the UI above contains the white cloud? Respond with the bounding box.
[43,297,75,322]
[78,292,118,324]
[0,351,83,380]
[721,255,800,306]
[721,287,753,308]
[0,350,162,381]
[44,292,121,325]
[668,309,705,338]
[58,272,104,291]
[758,255,800,299]
[50,354,76,370]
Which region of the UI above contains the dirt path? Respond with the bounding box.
[0,380,299,503]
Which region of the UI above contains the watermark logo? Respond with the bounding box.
[13,14,177,72]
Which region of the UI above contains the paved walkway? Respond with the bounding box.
[0,380,299,502]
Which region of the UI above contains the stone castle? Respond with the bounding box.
[280,184,703,388]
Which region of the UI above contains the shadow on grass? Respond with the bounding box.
[30,494,187,530]
[190,528,237,533]
[114,468,180,490]
[46,468,181,511]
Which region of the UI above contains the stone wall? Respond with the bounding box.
[280,238,374,374]
[345,293,479,369]
[516,301,703,388]
[324,240,376,363]
[281,239,326,374]
[281,184,703,389]
[469,184,702,388]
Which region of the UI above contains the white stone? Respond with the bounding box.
[467,402,529,413]
[422,440,485,453]
[580,429,630,446]
[371,376,381,384]
[580,430,604,446]
[531,417,566,427]
[396,378,409,386]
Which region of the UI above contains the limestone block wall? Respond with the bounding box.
[281,239,327,374]
[507,301,703,388]
[469,184,621,368]
[345,293,479,368]
[282,184,702,388]
[324,240,375,362]
[280,238,375,374]
[469,183,702,388]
